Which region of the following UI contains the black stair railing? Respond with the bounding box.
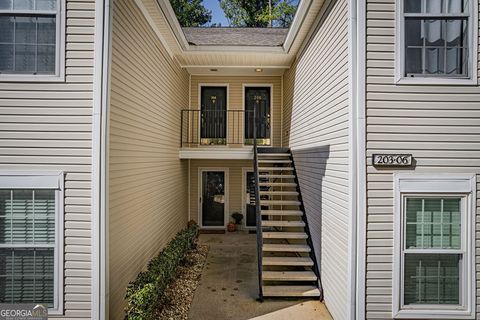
[252,107,263,301]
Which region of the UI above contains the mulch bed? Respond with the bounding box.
[157,244,209,320]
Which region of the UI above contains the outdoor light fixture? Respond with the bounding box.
[255,68,263,72]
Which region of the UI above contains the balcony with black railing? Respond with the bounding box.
[180,109,271,156]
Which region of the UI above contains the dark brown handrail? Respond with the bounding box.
[253,107,263,301]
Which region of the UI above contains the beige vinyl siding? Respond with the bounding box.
[108,0,189,318]
[190,76,282,147]
[282,0,350,318]
[365,0,480,319]
[0,0,95,318]
[189,159,252,226]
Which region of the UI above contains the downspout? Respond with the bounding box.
[92,0,111,318]
[353,0,367,319]
[347,0,358,317]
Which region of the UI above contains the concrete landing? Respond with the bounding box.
[188,232,332,320]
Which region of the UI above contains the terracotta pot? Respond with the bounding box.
[227,222,236,232]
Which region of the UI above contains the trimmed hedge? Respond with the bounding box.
[124,222,199,320]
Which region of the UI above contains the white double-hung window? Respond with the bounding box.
[396,0,478,84]
[0,172,64,313]
[0,0,65,81]
[393,174,476,319]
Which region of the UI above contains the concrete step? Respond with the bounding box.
[262,285,321,297]
[261,210,303,216]
[259,191,299,196]
[263,271,317,281]
[260,200,301,206]
[259,182,297,187]
[263,256,314,266]
[262,244,311,252]
[263,232,308,239]
[262,220,305,228]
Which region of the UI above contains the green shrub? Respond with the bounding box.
[125,223,199,319]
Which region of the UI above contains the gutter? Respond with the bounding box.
[92,0,111,318]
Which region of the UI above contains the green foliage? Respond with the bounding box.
[170,0,212,27]
[257,0,297,28]
[124,223,199,320]
[219,0,297,27]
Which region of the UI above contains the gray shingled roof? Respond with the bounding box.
[182,27,289,47]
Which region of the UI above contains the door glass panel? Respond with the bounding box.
[202,171,225,227]
[200,87,227,145]
[245,171,270,227]
[245,87,271,146]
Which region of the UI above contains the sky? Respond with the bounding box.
[203,0,229,26]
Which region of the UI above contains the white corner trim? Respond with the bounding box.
[394,0,479,86]
[133,0,175,59]
[92,0,111,318]
[392,174,477,320]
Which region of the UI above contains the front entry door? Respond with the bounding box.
[245,87,271,145]
[201,170,226,227]
[201,86,227,145]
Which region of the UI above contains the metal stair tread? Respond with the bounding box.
[259,191,299,196]
[262,285,320,297]
[262,256,314,266]
[262,244,311,252]
[263,232,308,239]
[258,182,297,187]
[258,160,292,163]
[260,200,301,206]
[263,271,317,281]
[259,174,296,179]
[261,210,303,216]
[262,220,305,227]
[258,167,294,171]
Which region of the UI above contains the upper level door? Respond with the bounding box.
[245,87,271,145]
[201,86,227,145]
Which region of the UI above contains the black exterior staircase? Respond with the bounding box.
[252,142,322,299]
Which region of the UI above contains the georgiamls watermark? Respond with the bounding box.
[0,304,47,320]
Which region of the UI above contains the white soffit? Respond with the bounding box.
[185,66,289,76]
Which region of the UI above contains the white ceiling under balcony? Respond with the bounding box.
[136,0,327,76]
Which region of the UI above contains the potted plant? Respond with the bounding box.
[227,221,236,232]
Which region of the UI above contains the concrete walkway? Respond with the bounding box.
[189,232,332,320]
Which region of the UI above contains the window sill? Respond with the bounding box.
[395,76,478,86]
[393,309,475,319]
[0,73,65,83]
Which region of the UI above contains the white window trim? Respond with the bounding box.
[393,174,476,319]
[0,171,65,315]
[395,0,478,85]
[0,0,66,82]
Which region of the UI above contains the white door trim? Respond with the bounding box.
[198,167,229,229]
[242,84,274,147]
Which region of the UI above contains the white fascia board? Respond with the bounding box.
[179,148,254,160]
[283,0,313,53]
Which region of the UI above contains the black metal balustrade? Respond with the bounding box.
[180,109,270,147]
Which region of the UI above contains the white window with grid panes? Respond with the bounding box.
[393,174,476,319]
[395,0,478,85]
[0,172,64,314]
[0,0,65,81]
